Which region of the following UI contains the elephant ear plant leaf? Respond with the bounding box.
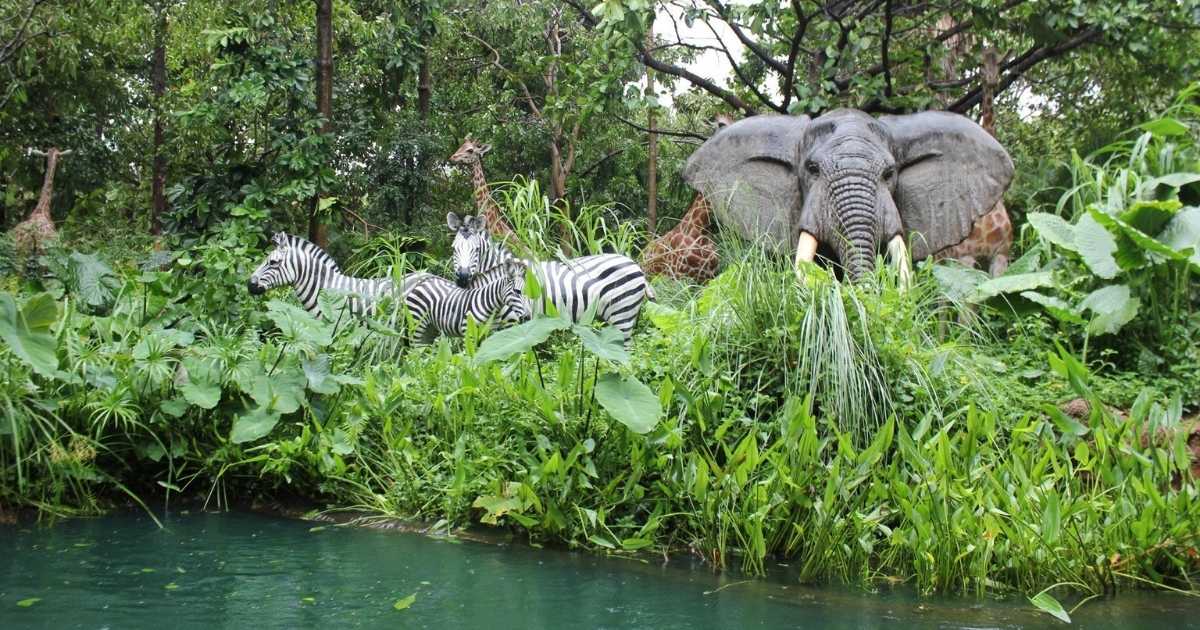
[0,292,60,378]
[594,373,661,434]
[473,316,571,365]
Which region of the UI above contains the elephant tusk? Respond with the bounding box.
[793,231,818,282]
[887,235,912,291]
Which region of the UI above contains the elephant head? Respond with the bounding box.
[683,108,1013,281]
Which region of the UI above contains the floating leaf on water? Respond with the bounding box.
[141,568,156,573]
[301,596,316,604]
[164,582,179,590]
[393,593,416,610]
[308,526,327,533]
[16,597,41,607]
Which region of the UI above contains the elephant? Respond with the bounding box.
[682,108,1014,282]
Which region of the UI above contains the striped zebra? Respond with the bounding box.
[446,213,654,346]
[248,232,433,319]
[403,259,530,342]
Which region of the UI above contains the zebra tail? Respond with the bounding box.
[645,278,656,302]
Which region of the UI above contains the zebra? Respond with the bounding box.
[247,231,433,319]
[403,259,530,342]
[446,212,655,346]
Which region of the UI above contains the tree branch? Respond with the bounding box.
[613,113,708,141]
[702,0,788,76]
[948,26,1103,113]
[561,0,756,115]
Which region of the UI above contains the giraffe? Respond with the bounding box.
[10,148,71,256]
[449,137,523,249]
[640,115,735,282]
[932,46,1013,276]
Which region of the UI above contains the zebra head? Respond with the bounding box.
[498,259,532,324]
[448,212,506,288]
[248,232,299,295]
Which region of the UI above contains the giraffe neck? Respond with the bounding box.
[680,194,712,233]
[32,149,61,221]
[471,161,501,222]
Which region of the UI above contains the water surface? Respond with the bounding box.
[1,511,1197,629]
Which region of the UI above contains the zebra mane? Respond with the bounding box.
[276,232,342,272]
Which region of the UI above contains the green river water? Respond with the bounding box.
[1,511,1197,629]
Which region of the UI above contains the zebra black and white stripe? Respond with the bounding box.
[447,213,654,345]
[402,259,530,341]
[248,232,430,318]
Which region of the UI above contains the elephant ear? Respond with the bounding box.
[882,111,1014,260]
[683,115,810,254]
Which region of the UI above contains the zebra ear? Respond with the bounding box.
[464,215,483,232]
[446,212,463,232]
[272,232,288,247]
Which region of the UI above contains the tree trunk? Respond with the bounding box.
[645,22,657,236]
[150,5,168,236]
[309,0,333,248]
[416,51,431,120]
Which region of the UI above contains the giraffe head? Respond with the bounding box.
[449,136,492,166]
[711,113,736,131]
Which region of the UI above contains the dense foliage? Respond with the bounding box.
[1,0,1199,611]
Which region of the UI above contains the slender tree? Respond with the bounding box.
[309,0,333,248]
[644,19,657,236]
[150,2,168,235]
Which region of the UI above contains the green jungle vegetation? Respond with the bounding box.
[1,0,1198,612]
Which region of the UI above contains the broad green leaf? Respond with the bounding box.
[1020,291,1084,325]
[66,251,117,308]
[160,398,190,418]
[572,325,629,364]
[1075,212,1120,279]
[1091,207,1183,268]
[179,380,221,410]
[473,316,570,364]
[393,593,416,611]
[933,263,989,302]
[1158,207,1200,270]
[16,597,40,607]
[594,372,661,434]
[1041,493,1061,545]
[249,370,306,414]
[642,301,685,334]
[1120,200,1180,234]
[179,358,222,410]
[0,292,59,377]
[21,293,58,332]
[471,494,524,524]
[1029,591,1071,624]
[330,428,353,455]
[970,272,1054,302]
[266,300,333,346]
[1139,117,1189,137]
[1079,285,1140,335]
[1026,213,1076,252]
[302,355,340,395]
[230,406,281,444]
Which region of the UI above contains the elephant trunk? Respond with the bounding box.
[830,172,880,281]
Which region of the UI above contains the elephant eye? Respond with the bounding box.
[883,166,896,180]
[805,161,820,176]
